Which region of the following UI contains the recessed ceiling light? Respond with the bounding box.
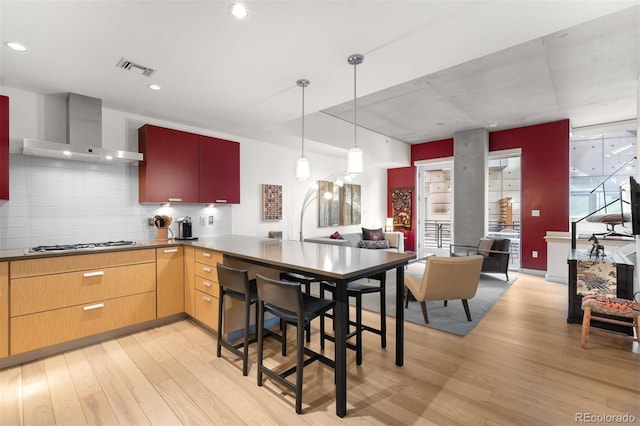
[147,84,161,91]
[229,3,250,19]
[5,41,27,52]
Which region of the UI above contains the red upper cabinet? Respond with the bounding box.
[138,124,199,203]
[199,135,240,204]
[0,96,8,200]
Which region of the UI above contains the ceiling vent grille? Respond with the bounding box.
[116,57,155,77]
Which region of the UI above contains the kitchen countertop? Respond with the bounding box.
[0,238,214,261]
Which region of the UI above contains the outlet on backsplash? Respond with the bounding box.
[199,215,214,226]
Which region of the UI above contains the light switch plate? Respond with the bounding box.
[532,209,540,216]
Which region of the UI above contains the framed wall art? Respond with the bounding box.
[318,181,361,227]
[391,187,412,230]
[262,184,282,221]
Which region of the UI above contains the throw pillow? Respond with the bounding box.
[330,231,344,240]
[358,239,391,249]
[478,238,494,256]
[362,227,384,241]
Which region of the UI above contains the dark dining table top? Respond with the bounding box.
[188,234,415,280]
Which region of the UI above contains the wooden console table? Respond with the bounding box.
[567,249,634,334]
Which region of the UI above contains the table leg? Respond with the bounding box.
[334,278,347,417]
[395,266,404,366]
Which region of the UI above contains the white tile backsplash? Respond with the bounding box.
[0,154,233,249]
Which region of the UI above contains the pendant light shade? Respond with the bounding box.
[347,54,364,175]
[347,145,363,175]
[296,156,310,181]
[296,79,311,181]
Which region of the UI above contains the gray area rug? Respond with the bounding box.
[353,271,516,337]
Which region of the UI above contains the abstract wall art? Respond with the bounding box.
[262,184,282,221]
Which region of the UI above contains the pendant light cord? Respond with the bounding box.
[301,82,305,158]
[353,60,357,148]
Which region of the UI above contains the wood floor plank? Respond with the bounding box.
[122,332,239,425]
[149,321,316,425]
[20,361,55,426]
[0,366,23,426]
[98,339,182,425]
[64,349,120,426]
[43,356,87,426]
[83,344,152,425]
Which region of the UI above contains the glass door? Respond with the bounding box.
[487,150,521,270]
[416,160,453,259]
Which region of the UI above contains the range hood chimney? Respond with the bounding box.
[22,93,143,165]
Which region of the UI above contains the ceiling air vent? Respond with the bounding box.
[116,57,155,77]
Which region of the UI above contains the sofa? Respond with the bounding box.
[304,229,404,253]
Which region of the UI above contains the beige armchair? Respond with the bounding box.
[404,255,484,324]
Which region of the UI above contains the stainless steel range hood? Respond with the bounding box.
[22,93,143,165]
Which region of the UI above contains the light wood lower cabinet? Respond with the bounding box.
[0,262,8,358]
[193,248,223,330]
[11,292,156,354]
[9,249,157,355]
[156,246,184,317]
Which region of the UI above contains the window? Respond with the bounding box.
[570,123,637,221]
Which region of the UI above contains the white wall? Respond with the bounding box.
[0,87,391,249]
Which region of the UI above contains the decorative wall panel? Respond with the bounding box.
[262,184,282,221]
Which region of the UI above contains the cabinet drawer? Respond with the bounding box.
[194,289,219,330]
[194,275,219,297]
[11,262,156,316]
[11,291,156,355]
[11,249,156,278]
[194,248,223,267]
[195,261,218,282]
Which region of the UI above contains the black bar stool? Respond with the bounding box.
[216,263,259,376]
[280,271,323,342]
[319,272,387,365]
[256,274,335,414]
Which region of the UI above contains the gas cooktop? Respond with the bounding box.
[26,240,137,254]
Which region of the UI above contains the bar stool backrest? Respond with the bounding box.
[256,274,304,323]
[217,263,250,295]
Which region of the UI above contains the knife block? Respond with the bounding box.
[156,227,169,240]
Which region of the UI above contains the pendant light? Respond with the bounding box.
[347,53,364,175]
[295,79,311,181]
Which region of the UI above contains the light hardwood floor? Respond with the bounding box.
[1,272,638,425]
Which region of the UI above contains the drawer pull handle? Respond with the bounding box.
[203,281,212,287]
[203,266,212,273]
[215,199,227,203]
[83,271,104,278]
[164,248,179,253]
[203,295,212,302]
[84,303,105,311]
[203,252,211,258]
[168,198,182,202]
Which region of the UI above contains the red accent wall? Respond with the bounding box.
[490,120,570,270]
[411,138,454,163]
[387,167,416,251]
[0,96,8,200]
[396,121,569,271]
